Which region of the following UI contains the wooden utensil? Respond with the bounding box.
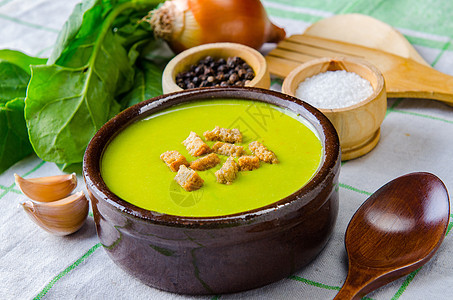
[303,14,429,66]
[335,172,450,299]
[267,35,453,104]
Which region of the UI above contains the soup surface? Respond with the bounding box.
[101,99,323,217]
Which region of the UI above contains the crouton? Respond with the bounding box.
[212,142,244,157]
[174,165,204,192]
[190,153,221,171]
[249,141,278,164]
[238,155,260,171]
[203,126,242,143]
[215,157,239,184]
[160,150,190,172]
[182,131,211,157]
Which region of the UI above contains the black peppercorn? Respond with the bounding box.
[175,55,255,89]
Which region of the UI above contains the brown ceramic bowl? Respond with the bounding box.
[83,87,340,295]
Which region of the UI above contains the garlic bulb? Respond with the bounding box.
[21,192,89,236]
[144,0,286,53]
[14,173,77,202]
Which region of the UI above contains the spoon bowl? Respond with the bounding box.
[335,172,450,299]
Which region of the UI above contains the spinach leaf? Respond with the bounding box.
[0,98,34,173]
[122,59,163,107]
[0,61,30,100]
[0,50,45,173]
[0,50,46,75]
[25,0,162,164]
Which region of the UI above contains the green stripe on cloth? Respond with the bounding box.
[265,0,452,50]
[0,185,21,194]
[388,109,453,124]
[0,0,14,7]
[22,160,46,177]
[340,0,453,39]
[431,41,452,67]
[405,36,448,50]
[289,275,375,300]
[0,13,59,33]
[0,160,46,199]
[339,183,372,196]
[264,0,357,14]
[34,243,102,300]
[35,45,55,58]
[391,268,422,300]
[289,275,340,291]
[265,6,323,24]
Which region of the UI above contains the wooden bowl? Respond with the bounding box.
[162,42,270,94]
[83,87,340,295]
[282,57,387,161]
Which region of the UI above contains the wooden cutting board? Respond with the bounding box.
[267,14,453,104]
[266,14,430,79]
[303,14,429,66]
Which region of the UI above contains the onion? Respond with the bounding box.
[144,0,286,53]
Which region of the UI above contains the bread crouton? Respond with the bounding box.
[203,126,242,143]
[215,157,239,184]
[212,142,244,157]
[182,131,211,157]
[190,153,221,171]
[249,141,278,164]
[238,155,260,171]
[174,165,204,192]
[160,150,190,172]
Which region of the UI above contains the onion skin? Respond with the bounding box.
[147,0,286,53]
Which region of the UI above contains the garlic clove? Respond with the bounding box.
[21,191,89,236]
[15,173,77,202]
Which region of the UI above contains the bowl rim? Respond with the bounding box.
[282,56,385,113]
[83,87,340,227]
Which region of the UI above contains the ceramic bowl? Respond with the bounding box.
[282,57,387,161]
[162,42,270,93]
[83,87,340,295]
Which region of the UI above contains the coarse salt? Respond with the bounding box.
[295,70,373,109]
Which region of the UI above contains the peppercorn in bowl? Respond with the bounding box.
[83,87,340,294]
[162,42,270,93]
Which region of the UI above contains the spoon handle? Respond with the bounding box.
[333,264,382,300]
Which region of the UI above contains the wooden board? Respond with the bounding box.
[267,14,453,104]
[304,14,429,66]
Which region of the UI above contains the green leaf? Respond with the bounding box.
[25,1,161,164]
[25,46,125,164]
[56,162,83,174]
[0,51,41,173]
[0,61,30,101]
[122,59,163,107]
[0,98,34,173]
[48,0,107,65]
[0,50,46,75]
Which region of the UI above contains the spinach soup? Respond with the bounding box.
[101,99,323,217]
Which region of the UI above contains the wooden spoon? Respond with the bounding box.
[335,172,450,299]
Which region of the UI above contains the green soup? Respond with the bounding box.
[101,99,323,217]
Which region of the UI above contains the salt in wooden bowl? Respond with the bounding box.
[282,57,387,161]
